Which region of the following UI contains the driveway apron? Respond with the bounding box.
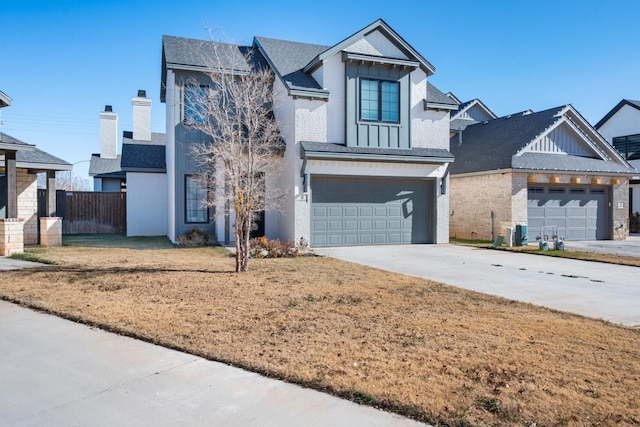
[315,244,640,327]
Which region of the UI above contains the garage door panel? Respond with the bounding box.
[388,219,401,230]
[374,207,387,217]
[328,221,343,231]
[566,218,587,228]
[344,207,358,217]
[388,206,402,217]
[344,220,358,231]
[374,220,387,230]
[312,221,327,232]
[373,234,388,244]
[311,177,432,247]
[329,207,342,217]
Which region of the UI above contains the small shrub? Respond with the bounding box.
[249,236,313,258]
[176,228,217,247]
[477,396,502,413]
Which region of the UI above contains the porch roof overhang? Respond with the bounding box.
[300,141,454,164]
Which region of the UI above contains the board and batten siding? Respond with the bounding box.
[525,122,593,156]
[345,62,410,149]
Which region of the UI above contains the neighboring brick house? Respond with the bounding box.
[161,19,456,246]
[1,90,71,254]
[594,99,640,218]
[449,101,636,242]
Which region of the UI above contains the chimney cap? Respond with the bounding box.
[137,90,146,98]
[104,105,113,112]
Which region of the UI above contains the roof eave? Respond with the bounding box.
[289,88,330,100]
[17,161,72,171]
[302,150,453,164]
[424,100,458,111]
[0,142,36,152]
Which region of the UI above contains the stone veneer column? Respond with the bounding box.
[40,217,63,247]
[0,218,25,256]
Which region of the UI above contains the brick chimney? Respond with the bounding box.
[99,105,118,159]
[132,89,151,141]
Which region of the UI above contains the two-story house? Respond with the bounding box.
[595,100,640,218]
[161,19,456,246]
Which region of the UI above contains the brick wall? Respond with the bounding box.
[450,172,514,241]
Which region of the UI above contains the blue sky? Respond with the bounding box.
[2,0,639,184]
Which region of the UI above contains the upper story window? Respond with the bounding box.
[612,134,640,160]
[360,79,399,123]
[184,85,209,124]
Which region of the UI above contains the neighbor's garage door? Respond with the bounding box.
[311,177,432,247]
[527,185,608,241]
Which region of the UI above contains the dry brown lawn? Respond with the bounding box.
[2,244,639,426]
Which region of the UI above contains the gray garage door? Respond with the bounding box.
[311,177,432,247]
[527,186,608,241]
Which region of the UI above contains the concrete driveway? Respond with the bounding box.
[562,234,640,257]
[0,301,424,427]
[315,244,640,327]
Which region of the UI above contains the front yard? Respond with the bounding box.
[2,240,639,426]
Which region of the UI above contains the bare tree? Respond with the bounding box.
[186,42,284,272]
[55,171,91,191]
[37,171,90,191]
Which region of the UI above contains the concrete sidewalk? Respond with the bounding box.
[0,257,43,271]
[0,301,426,427]
[316,244,640,327]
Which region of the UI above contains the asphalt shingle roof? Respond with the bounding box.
[0,131,34,149]
[162,35,253,72]
[121,131,166,171]
[17,148,71,169]
[426,83,458,107]
[89,154,121,176]
[254,36,328,92]
[450,105,636,175]
[0,132,70,170]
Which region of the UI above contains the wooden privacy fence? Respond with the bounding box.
[39,190,126,234]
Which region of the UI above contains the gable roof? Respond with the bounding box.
[120,131,166,172]
[303,19,435,76]
[450,105,636,175]
[450,98,497,121]
[594,99,640,129]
